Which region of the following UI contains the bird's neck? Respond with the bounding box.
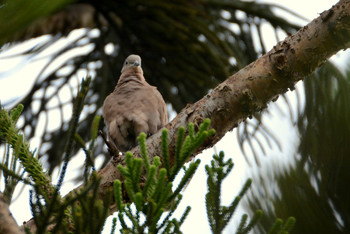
[119,69,144,81]
[116,71,146,91]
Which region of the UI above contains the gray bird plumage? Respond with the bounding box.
[102,54,168,152]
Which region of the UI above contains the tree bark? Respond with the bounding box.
[96,0,350,202]
[0,193,23,234]
[22,0,350,231]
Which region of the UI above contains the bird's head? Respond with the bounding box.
[121,54,143,74]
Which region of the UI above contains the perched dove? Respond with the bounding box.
[102,54,168,152]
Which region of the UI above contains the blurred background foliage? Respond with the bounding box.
[0,0,301,170]
[1,0,350,233]
[244,62,350,233]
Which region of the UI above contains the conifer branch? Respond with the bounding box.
[110,120,214,233]
[0,104,54,199]
[57,76,91,189]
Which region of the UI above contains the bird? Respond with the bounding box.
[102,54,168,152]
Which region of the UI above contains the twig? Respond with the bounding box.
[99,130,120,157]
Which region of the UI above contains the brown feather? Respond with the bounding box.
[102,54,168,151]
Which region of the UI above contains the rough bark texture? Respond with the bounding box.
[96,0,350,202]
[21,0,350,231]
[0,193,23,234]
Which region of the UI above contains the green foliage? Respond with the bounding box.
[57,76,91,186]
[247,63,345,232]
[236,211,263,234]
[0,0,304,174]
[113,119,214,233]
[0,98,296,233]
[205,151,295,234]
[0,77,111,233]
[70,174,111,234]
[0,0,72,45]
[267,217,296,234]
[0,103,54,200]
[29,172,111,234]
[0,104,27,201]
[244,62,350,233]
[0,145,27,202]
[75,111,100,182]
[205,151,256,234]
[0,103,108,233]
[0,0,344,230]
[167,120,216,182]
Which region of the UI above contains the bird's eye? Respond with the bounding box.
[125,61,129,65]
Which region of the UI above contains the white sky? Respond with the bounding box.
[0,0,348,233]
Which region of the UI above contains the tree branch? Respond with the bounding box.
[0,193,23,234]
[96,0,350,204]
[23,0,350,230]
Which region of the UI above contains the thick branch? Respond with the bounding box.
[23,0,350,230]
[0,193,23,234]
[96,0,350,200]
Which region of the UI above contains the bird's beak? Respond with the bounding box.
[133,61,140,67]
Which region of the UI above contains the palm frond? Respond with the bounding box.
[1,0,304,171]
